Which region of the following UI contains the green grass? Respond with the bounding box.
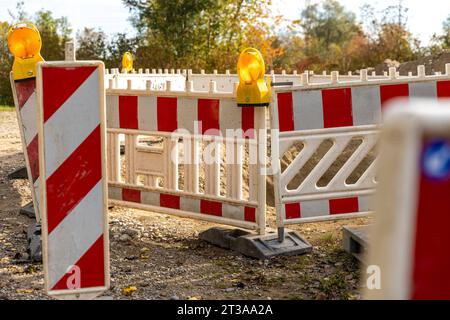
[0,105,14,111]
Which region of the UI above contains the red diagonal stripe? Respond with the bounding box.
[160,194,180,209]
[285,203,301,220]
[322,88,354,128]
[198,99,220,135]
[277,92,294,132]
[329,197,359,215]
[201,200,222,217]
[42,66,97,122]
[242,107,255,139]
[380,84,409,109]
[157,97,178,132]
[122,188,141,203]
[46,126,102,234]
[15,79,36,109]
[27,135,40,183]
[119,96,138,129]
[244,207,256,222]
[437,81,450,98]
[52,235,105,290]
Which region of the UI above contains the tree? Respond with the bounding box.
[33,10,72,61]
[443,15,450,48]
[106,33,137,69]
[122,0,278,71]
[0,3,72,105]
[361,2,419,64]
[76,28,108,61]
[0,21,14,105]
[295,0,365,72]
[430,14,450,51]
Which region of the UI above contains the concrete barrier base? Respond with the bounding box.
[199,227,312,260]
[8,166,28,180]
[342,225,370,263]
[20,201,35,219]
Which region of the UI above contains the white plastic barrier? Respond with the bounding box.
[105,82,267,234]
[367,100,450,300]
[270,66,450,235]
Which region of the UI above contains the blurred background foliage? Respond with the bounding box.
[1,0,450,105]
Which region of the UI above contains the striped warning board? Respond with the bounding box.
[36,61,109,300]
[10,75,41,221]
[106,95,256,137]
[274,80,450,131]
[367,100,450,299]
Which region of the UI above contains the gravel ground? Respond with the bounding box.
[0,110,371,300]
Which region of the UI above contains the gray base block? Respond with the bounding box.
[20,202,36,219]
[8,166,28,180]
[27,223,42,262]
[199,227,312,260]
[343,225,370,263]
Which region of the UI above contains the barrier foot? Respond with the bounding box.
[8,166,28,180]
[20,201,35,219]
[342,225,371,263]
[277,227,285,243]
[27,222,42,262]
[199,227,312,260]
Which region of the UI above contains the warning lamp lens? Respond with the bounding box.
[122,52,133,72]
[8,24,42,59]
[238,49,264,84]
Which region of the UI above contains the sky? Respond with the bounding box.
[0,0,449,45]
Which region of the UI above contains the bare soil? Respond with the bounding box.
[0,110,371,300]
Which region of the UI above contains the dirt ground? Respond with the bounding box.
[0,110,372,300]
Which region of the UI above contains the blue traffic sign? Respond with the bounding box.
[422,139,450,180]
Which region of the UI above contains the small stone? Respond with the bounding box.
[170,295,180,300]
[123,228,140,238]
[119,234,131,242]
[225,288,235,292]
[236,282,245,289]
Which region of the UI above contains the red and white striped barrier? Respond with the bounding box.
[270,66,450,229]
[105,85,267,234]
[367,100,450,299]
[10,75,41,221]
[274,78,450,131]
[36,61,109,300]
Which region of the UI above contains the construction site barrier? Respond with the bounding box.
[367,100,450,300]
[270,66,450,236]
[36,61,109,300]
[105,83,267,234]
[10,75,41,221]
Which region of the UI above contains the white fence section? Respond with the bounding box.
[270,66,450,231]
[105,83,267,234]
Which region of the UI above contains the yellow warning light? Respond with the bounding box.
[7,22,44,81]
[237,48,271,107]
[122,52,133,73]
